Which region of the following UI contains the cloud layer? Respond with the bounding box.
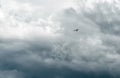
[0,0,120,78]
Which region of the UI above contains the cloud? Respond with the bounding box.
[0,0,120,78]
[0,70,24,78]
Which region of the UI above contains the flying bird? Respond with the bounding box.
[74,29,79,32]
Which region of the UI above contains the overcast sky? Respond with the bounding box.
[0,0,120,78]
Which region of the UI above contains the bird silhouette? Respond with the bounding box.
[74,29,79,32]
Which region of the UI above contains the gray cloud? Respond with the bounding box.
[0,70,24,78]
[0,0,120,78]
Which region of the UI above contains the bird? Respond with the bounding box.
[74,29,79,32]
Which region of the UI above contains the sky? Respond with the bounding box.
[0,0,120,78]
